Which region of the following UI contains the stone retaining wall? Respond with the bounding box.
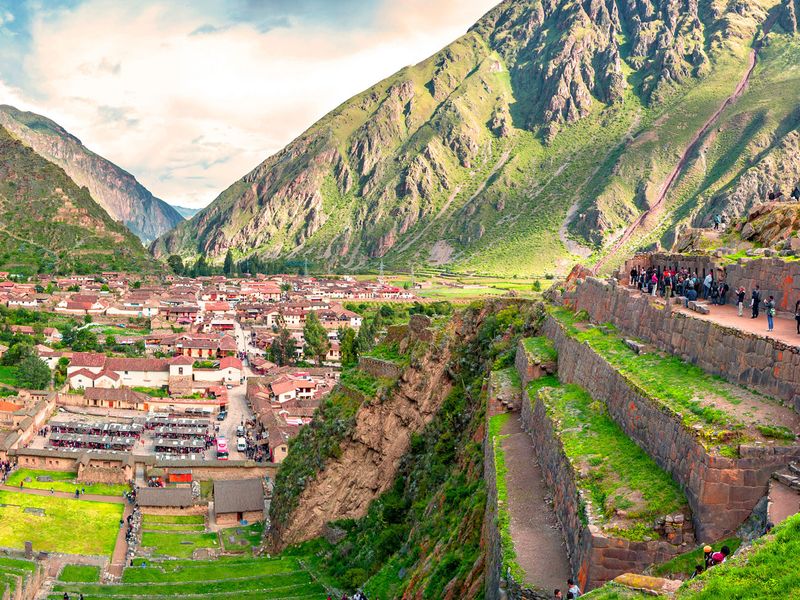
[521,386,689,590]
[567,277,800,410]
[514,339,556,388]
[0,551,44,600]
[541,314,800,540]
[357,357,403,380]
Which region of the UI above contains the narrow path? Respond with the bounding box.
[0,484,124,503]
[768,480,800,526]
[108,503,133,578]
[592,28,771,275]
[500,415,571,591]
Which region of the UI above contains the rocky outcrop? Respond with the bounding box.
[270,315,455,549]
[0,105,183,243]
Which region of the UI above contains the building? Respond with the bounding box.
[213,478,265,525]
[137,487,195,511]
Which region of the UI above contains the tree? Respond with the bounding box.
[167,255,184,276]
[303,312,330,366]
[339,327,358,366]
[223,250,235,277]
[105,334,117,348]
[194,255,210,277]
[72,328,99,352]
[2,342,35,366]
[17,356,51,390]
[131,280,142,289]
[270,326,297,366]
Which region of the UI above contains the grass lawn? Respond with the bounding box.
[139,531,219,558]
[521,336,558,363]
[5,469,129,496]
[122,556,301,583]
[0,365,20,387]
[141,513,205,525]
[530,377,688,541]
[58,565,101,583]
[0,491,122,556]
[220,523,264,554]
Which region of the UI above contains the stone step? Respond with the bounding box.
[788,462,800,476]
[772,470,800,492]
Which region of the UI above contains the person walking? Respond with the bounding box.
[567,578,581,597]
[703,273,713,299]
[751,286,761,318]
[766,296,776,332]
[737,287,746,317]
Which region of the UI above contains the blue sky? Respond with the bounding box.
[0,0,499,208]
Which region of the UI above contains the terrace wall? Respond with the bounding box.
[566,277,800,410]
[140,504,208,517]
[541,315,800,540]
[514,339,555,388]
[357,357,402,380]
[520,387,690,591]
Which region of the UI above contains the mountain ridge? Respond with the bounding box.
[152,0,800,276]
[0,104,184,244]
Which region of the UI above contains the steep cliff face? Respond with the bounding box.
[0,105,183,244]
[153,0,798,276]
[0,125,158,274]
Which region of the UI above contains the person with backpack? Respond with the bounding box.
[711,545,731,565]
[567,578,581,597]
[751,286,761,318]
[766,295,776,332]
[703,545,714,569]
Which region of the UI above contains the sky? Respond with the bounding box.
[0,0,500,209]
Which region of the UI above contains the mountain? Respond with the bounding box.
[0,125,159,274]
[0,105,183,244]
[152,0,800,276]
[173,205,201,219]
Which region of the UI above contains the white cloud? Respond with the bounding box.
[0,11,13,26]
[0,0,500,208]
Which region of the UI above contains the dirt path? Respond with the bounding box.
[500,415,571,590]
[768,480,800,525]
[592,30,770,275]
[108,503,133,578]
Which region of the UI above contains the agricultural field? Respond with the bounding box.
[5,469,129,496]
[0,491,122,556]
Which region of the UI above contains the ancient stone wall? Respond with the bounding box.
[622,253,717,281]
[357,357,403,380]
[520,386,689,590]
[514,339,555,388]
[542,314,800,540]
[567,277,800,410]
[139,504,208,517]
[77,463,130,485]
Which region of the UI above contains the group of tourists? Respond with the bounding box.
[0,459,14,483]
[328,592,369,600]
[629,266,787,333]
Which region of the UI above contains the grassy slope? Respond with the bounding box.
[0,126,158,275]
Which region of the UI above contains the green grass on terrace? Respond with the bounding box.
[220,522,264,554]
[530,376,688,541]
[0,490,122,556]
[676,512,800,598]
[548,306,760,455]
[488,413,525,583]
[521,336,558,363]
[490,366,522,391]
[5,469,129,496]
[362,341,408,365]
[0,556,36,600]
[0,365,20,387]
[58,565,100,583]
[122,556,302,583]
[141,513,205,525]
[139,531,219,558]
[652,537,742,579]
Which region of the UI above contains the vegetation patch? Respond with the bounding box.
[58,565,101,583]
[5,469,129,496]
[0,491,122,556]
[522,335,558,363]
[652,537,741,579]
[531,378,688,540]
[139,531,219,559]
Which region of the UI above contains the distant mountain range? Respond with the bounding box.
[0,105,183,244]
[0,125,158,275]
[173,205,201,219]
[151,0,800,276]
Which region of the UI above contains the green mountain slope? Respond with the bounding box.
[0,125,159,275]
[152,0,800,276]
[0,105,183,244]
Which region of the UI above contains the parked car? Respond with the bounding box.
[216,411,228,421]
[236,437,247,452]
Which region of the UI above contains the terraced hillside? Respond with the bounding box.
[153,0,800,277]
[51,556,325,600]
[0,125,159,275]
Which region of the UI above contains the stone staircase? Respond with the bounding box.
[772,461,800,492]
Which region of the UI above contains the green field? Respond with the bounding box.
[58,564,101,583]
[220,523,264,554]
[0,556,37,600]
[0,366,20,387]
[6,469,129,496]
[139,531,219,558]
[54,556,325,599]
[0,491,122,556]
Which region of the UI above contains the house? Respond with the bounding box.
[104,357,170,387]
[218,356,243,383]
[137,487,195,511]
[67,353,108,376]
[83,387,149,410]
[68,368,121,390]
[213,478,264,525]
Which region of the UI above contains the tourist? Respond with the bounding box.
[718,279,729,306]
[703,273,713,300]
[703,545,714,569]
[751,286,761,318]
[554,590,562,599]
[62,594,69,600]
[567,578,581,597]
[711,545,731,565]
[709,282,719,305]
[566,594,574,600]
[793,186,800,201]
[795,299,800,334]
[766,296,776,332]
[737,287,746,317]
[713,214,721,230]
[689,565,704,579]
